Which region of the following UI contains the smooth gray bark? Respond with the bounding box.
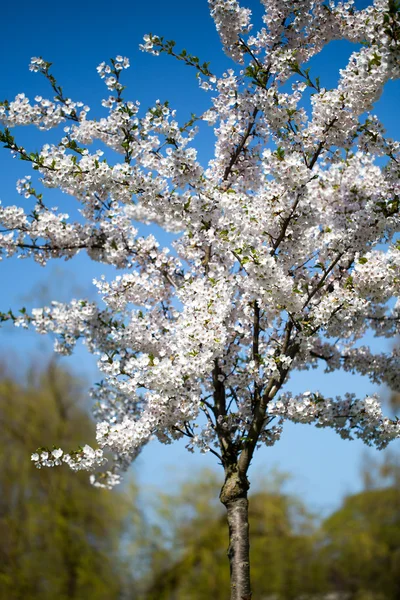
[220,469,252,600]
[225,495,251,600]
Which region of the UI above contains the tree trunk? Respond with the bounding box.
[220,470,252,600]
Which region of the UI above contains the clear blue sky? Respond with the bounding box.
[1,0,399,515]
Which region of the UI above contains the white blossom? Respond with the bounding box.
[3,0,400,487]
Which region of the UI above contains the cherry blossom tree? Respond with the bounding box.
[1,0,400,597]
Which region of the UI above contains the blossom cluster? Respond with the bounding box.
[269,392,400,450]
[31,445,106,471]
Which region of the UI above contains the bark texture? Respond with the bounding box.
[221,470,252,600]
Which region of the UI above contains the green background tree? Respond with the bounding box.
[139,463,400,600]
[0,360,132,600]
[2,359,400,600]
[141,470,326,600]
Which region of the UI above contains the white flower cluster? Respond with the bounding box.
[269,392,400,449]
[90,471,122,490]
[31,445,106,470]
[208,0,253,61]
[97,56,130,92]
[0,0,399,487]
[139,34,161,56]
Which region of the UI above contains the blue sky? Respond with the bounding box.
[1,0,400,514]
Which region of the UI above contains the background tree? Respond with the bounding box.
[139,460,400,600]
[320,454,400,600]
[0,361,133,600]
[1,1,400,598]
[141,470,326,600]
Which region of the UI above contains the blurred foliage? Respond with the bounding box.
[139,462,400,600]
[321,487,400,600]
[140,470,326,600]
[320,453,400,600]
[1,359,400,600]
[0,360,134,600]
